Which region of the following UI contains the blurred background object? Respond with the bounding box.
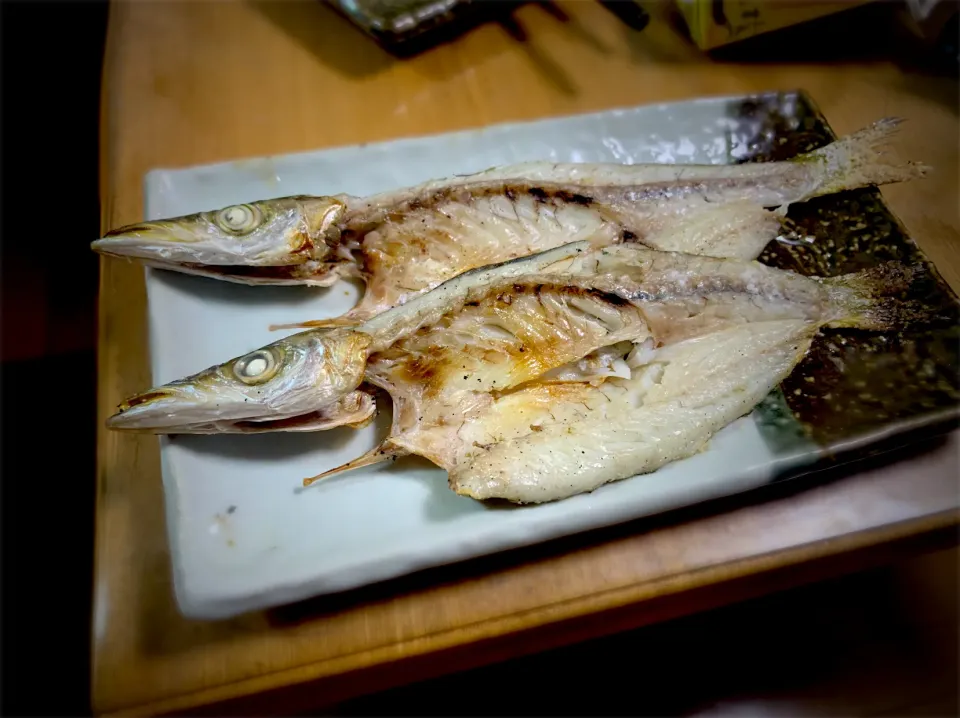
[668,0,958,74]
[325,0,651,54]
[325,0,523,55]
[902,0,960,71]
[674,0,873,50]
[324,0,956,75]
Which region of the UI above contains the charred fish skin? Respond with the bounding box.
[94,119,925,322]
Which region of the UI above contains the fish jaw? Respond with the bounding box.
[92,196,349,283]
[106,328,374,434]
[106,387,376,434]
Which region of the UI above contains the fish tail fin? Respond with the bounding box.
[802,118,930,198]
[823,261,942,331]
[302,442,406,487]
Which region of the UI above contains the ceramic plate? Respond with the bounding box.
[140,91,960,620]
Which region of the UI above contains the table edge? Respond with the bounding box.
[92,506,960,717]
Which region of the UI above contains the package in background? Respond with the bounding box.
[675,0,873,50]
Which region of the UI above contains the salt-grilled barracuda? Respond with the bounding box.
[296,250,930,502]
[93,119,926,330]
[108,242,931,504]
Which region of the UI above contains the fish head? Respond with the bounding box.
[92,196,348,284]
[107,328,375,433]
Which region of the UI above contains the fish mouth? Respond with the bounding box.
[91,228,339,286]
[107,389,376,434]
[107,405,362,434]
[137,257,338,286]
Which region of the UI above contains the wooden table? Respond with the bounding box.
[94,1,960,715]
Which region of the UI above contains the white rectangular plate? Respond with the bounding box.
[144,94,834,620]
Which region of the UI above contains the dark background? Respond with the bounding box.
[1,1,109,714]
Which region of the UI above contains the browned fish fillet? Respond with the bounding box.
[92,118,927,331]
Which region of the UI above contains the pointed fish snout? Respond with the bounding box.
[92,224,256,268]
[107,388,191,430]
[91,220,195,262]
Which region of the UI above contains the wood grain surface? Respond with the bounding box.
[94,1,960,715]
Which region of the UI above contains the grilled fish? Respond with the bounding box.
[93,119,925,330]
[109,238,928,507]
[106,242,593,433]
[298,247,925,502]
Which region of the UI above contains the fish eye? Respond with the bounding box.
[216,204,262,235]
[232,348,281,385]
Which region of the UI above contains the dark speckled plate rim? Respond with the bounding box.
[799,88,960,300]
[738,88,960,484]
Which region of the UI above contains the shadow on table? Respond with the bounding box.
[247,0,394,77]
[324,547,958,717]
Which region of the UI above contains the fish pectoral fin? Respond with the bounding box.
[641,199,782,260]
[268,298,383,331]
[269,316,360,331]
[302,442,407,487]
[270,284,395,332]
